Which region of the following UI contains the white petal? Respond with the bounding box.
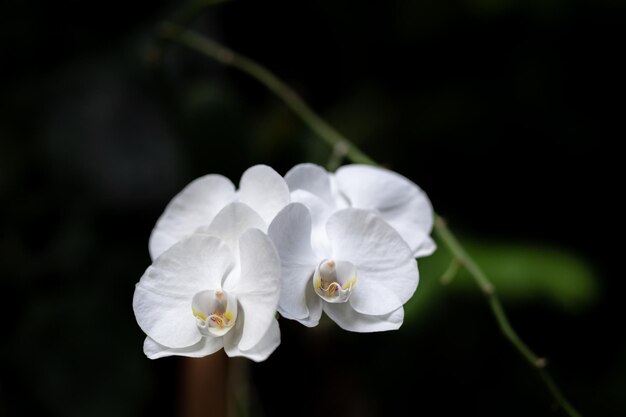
[329,175,351,209]
[301,284,323,327]
[195,202,266,254]
[133,234,235,348]
[238,165,290,224]
[417,236,437,258]
[326,209,419,304]
[223,315,280,362]
[134,286,201,349]
[223,229,281,351]
[274,263,316,320]
[349,279,403,316]
[335,165,435,256]
[381,198,437,257]
[268,203,318,320]
[149,175,236,260]
[323,303,404,333]
[290,190,333,258]
[284,163,333,202]
[278,283,323,328]
[143,336,223,359]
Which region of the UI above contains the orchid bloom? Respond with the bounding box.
[284,163,436,257]
[268,203,420,331]
[149,165,290,260]
[133,202,281,361]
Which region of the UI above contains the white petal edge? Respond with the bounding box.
[224,228,281,351]
[290,190,333,258]
[149,174,236,260]
[301,284,323,327]
[143,336,223,359]
[195,202,267,255]
[268,203,318,321]
[335,165,435,256]
[420,236,437,257]
[238,165,290,225]
[349,279,404,316]
[411,231,437,258]
[326,208,419,305]
[223,315,280,362]
[284,163,333,203]
[379,196,437,257]
[133,234,235,348]
[323,303,405,333]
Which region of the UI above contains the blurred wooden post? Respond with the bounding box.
[180,351,229,417]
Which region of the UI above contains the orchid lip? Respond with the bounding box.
[192,289,238,337]
[313,258,357,303]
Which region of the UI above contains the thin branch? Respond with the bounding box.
[159,23,583,417]
[434,216,581,417]
[326,140,350,171]
[440,258,461,285]
[159,22,376,166]
[171,0,232,26]
[434,216,542,366]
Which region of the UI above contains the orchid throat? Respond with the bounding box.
[192,289,238,337]
[313,259,357,303]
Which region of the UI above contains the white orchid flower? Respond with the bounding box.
[149,165,290,260]
[284,163,436,257]
[134,202,282,362]
[268,202,419,331]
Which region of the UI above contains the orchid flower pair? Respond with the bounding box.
[133,164,435,361]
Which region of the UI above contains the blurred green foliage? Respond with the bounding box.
[458,241,598,309]
[406,238,599,325]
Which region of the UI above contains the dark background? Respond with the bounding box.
[1,0,624,416]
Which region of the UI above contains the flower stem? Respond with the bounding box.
[159,23,583,417]
[440,258,461,285]
[326,140,350,171]
[434,217,580,417]
[159,22,376,166]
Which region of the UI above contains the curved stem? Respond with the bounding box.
[171,0,232,26]
[440,258,461,285]
[159,23,583,417]
[434,217,581,417]
[159,22,375,166]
